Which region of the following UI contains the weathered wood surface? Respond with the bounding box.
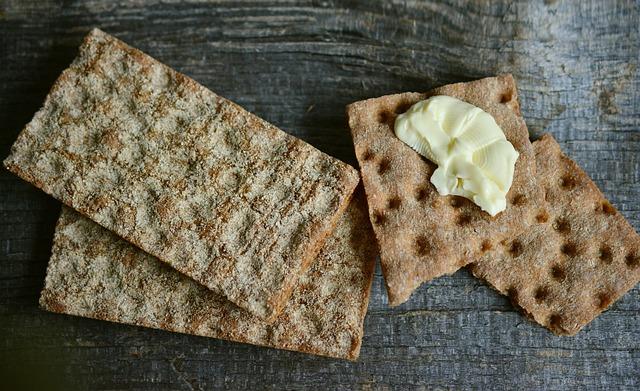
[1,0,638,389]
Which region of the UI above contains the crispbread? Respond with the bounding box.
[469,134,640,335]
[347,75,542,305]
[40,191,377,361]
[4,28,360,321]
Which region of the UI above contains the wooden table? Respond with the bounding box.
[1,1,638,389]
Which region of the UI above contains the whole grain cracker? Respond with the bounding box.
[469,134,640,335]
[40,191,377,360]
[347,75,542,305]
[4,28,359,321]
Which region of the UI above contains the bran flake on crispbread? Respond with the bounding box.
[40,192,377,360]
[469,134,640,335]
[348,75,542,306]
[4,28,360,321]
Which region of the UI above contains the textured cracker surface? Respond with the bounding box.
[39,193,377,361]
[3,28,359,321]
[470,134,640,335]
[348,75,542,305]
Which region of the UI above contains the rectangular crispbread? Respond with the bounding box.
[40,192,377,360]
[347,75,542,305]
[4,28,360,321]
[469,134,640,335]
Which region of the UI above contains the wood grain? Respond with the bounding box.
[1,0,638,389]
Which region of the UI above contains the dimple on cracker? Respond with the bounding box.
[347,75,543,305]
[4,28,359,321]
[40,192,377,360]
[469,134,640,335]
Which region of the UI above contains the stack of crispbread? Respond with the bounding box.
[5,28,639,360]
[348,75,640,335]
[348,75,543,306]
[4,29,377,360]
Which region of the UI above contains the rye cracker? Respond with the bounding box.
[347,75,542,305]
[469,134,640,335]
[4,28,359,321]
[40,191,377,360]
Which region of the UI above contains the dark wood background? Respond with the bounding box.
[1,1,638,389]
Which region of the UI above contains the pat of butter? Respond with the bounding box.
[394,95,518,216]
